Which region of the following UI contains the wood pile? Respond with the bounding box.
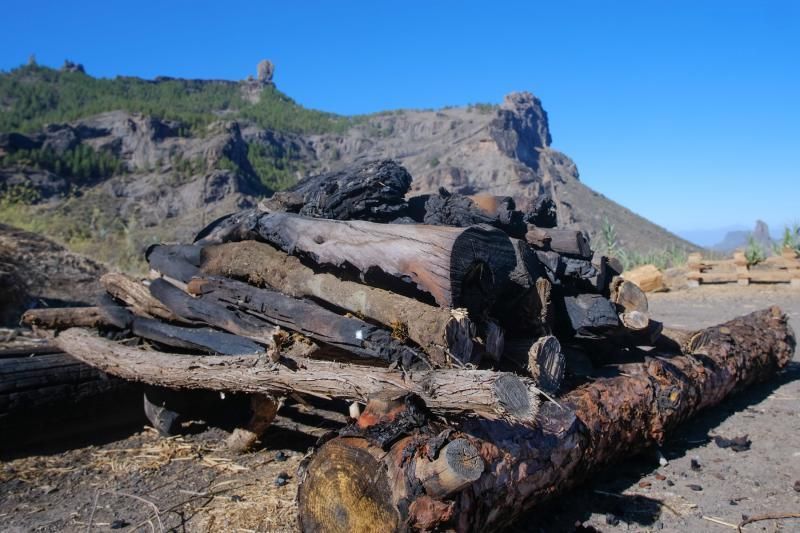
[688,249,800,287]
[22,160,796,531]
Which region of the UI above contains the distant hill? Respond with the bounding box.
[0,61,696,270]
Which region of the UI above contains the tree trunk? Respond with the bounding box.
[198,241,478,365]
[53,328,542,424]
[296,307,795,532]
[254,212,518,314]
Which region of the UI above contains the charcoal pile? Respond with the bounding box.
[25,160,796,531]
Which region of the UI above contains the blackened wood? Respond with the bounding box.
[148,278,279,346]
[186,277,427,368]
[0,351,141,450]
[193,209,263,245]
[254,212,518,313]
[297,307,795,532]
[407,189,526,237]
[199,241,477,366]
[524,194,558,228]
[562,293,620,338]
[525,226,592,259]
[259,160,412,222]
[535,250,599,286]
[145,244,201,283]
[131,317,263,355]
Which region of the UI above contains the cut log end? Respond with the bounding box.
[416,438,484,498]
[493,374,539,423]
[298,438,400,533]
[528,335,565,395]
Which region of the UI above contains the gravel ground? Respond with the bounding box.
[1,285,798,532]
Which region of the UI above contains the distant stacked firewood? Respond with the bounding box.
[23,159,657,448]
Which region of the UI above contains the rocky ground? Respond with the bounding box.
[1,284,798,533]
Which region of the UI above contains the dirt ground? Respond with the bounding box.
[1,284,798,533]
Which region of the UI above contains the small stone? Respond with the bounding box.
[230,495,243,502]
[275,450,288,462]
[110,519,129,529]
[274,471,290,487]
[605,513,620,526]
[657,449,669,466]
[666,479,675,487]
[638,481,651,488]
[729,499,738,506]
[655,474,666,481]
[690,458,702,471]
[794,480,800,492]
[687,484,703,491]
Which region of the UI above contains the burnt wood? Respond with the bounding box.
[186,277,427,368]
[297,308,795,532]
[259,160,412,222]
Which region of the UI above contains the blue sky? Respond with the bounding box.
[2,1,798,244]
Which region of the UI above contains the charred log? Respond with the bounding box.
[297,308,795,532]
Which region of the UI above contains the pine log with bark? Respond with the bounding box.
[296,307,795,532]
[253,212,518,314]
[53,328,542,423]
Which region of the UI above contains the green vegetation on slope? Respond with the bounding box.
[1,145,124,184]
[0,64,358,135]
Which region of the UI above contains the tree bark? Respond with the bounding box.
[53,328,541,423]
[199,241,477,365]
[253,212,518,314]
[296,307,796,532]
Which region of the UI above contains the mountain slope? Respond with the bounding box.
[0,63,695,270]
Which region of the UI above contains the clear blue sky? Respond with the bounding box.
[2,1,798,243]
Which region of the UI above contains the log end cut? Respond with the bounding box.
[297,438,399,533]
[494,373,540,424]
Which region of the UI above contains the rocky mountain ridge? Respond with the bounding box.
[0,64,695,270]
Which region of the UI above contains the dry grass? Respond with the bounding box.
[1,426,302,532]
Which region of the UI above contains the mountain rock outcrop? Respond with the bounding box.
[0,70,695,265]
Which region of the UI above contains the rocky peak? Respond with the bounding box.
[489,91,552,169]
[256,60,275,84]
[60,60,85,74]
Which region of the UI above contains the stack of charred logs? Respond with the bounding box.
[22,160,795,531]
